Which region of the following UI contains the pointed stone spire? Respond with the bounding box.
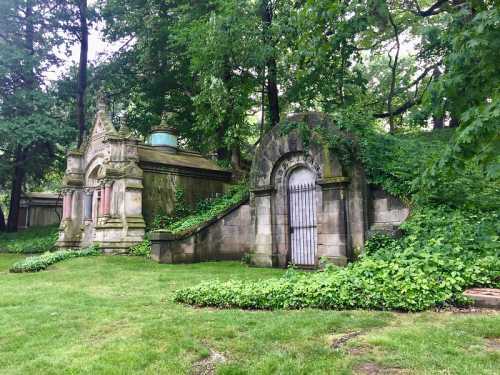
[96,90,110,113]
[118,113,131,137]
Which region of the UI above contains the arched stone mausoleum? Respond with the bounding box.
[249,112,409,267]
[150,112,409,267]
[57,100,232,253]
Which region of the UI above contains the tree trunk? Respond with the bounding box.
[0,204,5,232]
[432,68,444,129]
[7,149,25,232]
[387,10,400,133]
[433,114,444,129]
[261,0,280,128]
[7,1,34,232]
[449,114,459,128]
[76,0,88,147]
[231,144,241,171]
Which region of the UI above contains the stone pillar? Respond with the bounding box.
[251,186,275,267]
[98,185,105,217]
[317,178,349,266]
[83,189,93,221]
[62,190,73,220]
[104,182,112,216]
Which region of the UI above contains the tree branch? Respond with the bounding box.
[410,0,449,17]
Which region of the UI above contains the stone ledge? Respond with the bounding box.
[463,288,500,309]
[250,185,275,196]
[318,177,350,189]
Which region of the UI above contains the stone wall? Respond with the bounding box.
[18,193,62,229]
[150,201,252,263]
[141,170,230,226]
[368,187,410,235]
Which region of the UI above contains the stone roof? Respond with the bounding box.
[137,145,229,174]
[21,192,61,200]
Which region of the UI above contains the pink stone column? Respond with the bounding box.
[63,191,73,219]
[98,185,105,217]
[104,183,112,216]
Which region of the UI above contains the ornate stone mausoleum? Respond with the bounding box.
[57,101,231,253]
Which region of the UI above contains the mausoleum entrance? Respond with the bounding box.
[288,167,318,266]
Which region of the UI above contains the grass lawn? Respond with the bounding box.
[0,255,498,375]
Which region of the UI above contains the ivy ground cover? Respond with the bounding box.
[0,255,499,374]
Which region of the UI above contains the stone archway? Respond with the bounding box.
[250,112,361,268]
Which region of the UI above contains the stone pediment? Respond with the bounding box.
[81,104,119,166]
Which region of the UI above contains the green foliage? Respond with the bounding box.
[150,188,192,231]
[175,206,499,312]
[0,225,58,254]
[130,239,151,257]
[175,128,500,312]
[240,251,255,266]
[155,184,249,235]
[9,245,100,273]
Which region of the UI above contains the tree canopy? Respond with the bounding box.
[0,0,498,230]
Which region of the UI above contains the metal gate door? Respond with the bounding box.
[288,183,317,266]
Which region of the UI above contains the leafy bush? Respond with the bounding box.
[0,225,58,254]
[175,206,499,312]
[149,188,193,231]
[174,127,499,312]
[130,239,151,257]
[155,184,249,234]
[9,246,100,273]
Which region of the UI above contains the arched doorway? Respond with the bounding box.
[287,167,317,266]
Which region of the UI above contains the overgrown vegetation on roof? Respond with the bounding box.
[151,183,249,235]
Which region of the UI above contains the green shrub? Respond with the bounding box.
[9,246,100,273]
[156,184,249,234]
[175,207,499,312]
[130,239,151,257]
[174,128,499,312]
[0,225,58,254]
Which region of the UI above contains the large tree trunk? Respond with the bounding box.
[76,0,88,147]
[7,149,25,232]
[7,1,33,232]
[261,0,280,128]
[216,57,232,161]
[0,205,5,232]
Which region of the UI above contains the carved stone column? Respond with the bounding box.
[104,181,113,216]
[83,188,93,221]
[62,190,73,220]
[98,184,105,217]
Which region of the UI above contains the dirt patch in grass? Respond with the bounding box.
[355,362,409,375]
[191,348,226,375]
[347,346,370,356]
[485,338,500,352]
[328,331,363,350]
[435,306,498,314]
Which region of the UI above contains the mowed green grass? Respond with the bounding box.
[0,255,498,375]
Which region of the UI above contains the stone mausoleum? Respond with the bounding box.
[150,113,409,267]
[57,100,232,253]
